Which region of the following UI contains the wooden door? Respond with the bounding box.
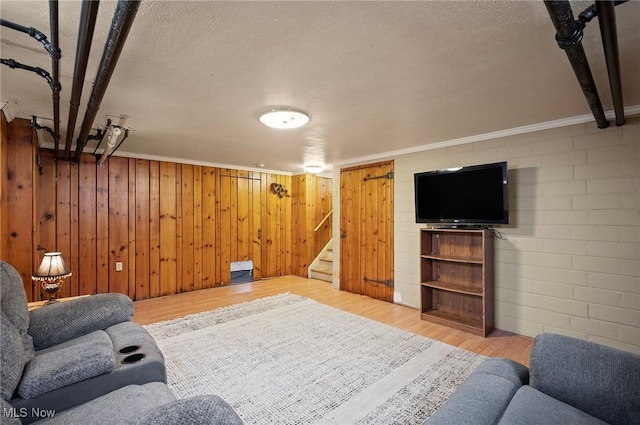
[219,170,262,283]
[340,161,394,302]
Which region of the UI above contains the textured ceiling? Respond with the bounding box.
[1,1,639,174]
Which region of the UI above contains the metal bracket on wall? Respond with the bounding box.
[363,172,393,182]
[91,119,112,154]
[363,276,393,287]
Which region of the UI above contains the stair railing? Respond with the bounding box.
[313,209,333,232]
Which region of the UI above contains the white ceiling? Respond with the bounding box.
[1,1,639,175]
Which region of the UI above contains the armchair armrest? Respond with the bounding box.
[426,358,528,425]
[129,395,243,425]
[18,332,115,399]
[529,333,640,425]
[28,293,134,350]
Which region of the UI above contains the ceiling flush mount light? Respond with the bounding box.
[259,109,310,129]
[303,164,325,174]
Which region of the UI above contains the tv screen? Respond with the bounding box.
[414,161,508,225]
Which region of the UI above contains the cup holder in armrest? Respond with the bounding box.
[118,345,141,355]
[121,353,146,364]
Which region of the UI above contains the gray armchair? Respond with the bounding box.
[0,261,166,424]
[425,333,640,425]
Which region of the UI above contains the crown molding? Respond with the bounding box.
[335,105,640,168]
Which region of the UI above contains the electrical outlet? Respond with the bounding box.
[115,262,123,272]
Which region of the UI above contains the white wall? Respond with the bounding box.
[334,116,640,354]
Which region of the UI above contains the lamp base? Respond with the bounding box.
[41,280,63,306]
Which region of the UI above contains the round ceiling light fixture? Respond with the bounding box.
[259,109,310,129]
[303,164,325,174]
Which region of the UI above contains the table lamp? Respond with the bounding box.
[32,252,72,305]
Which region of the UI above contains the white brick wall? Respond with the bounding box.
[333,115,639,353]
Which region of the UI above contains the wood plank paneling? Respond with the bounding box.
[340,167,360,295]
[230,171,239,266]
[56,160,72,298]
[0,113,8,262]
[3,124,299,302]
[69,161,79,296]
[78,158,97,295]
[96,161,109,294]
[31,141,41,301]
[261,174,279,275]
[290,174,332,277]
[38,155,57,297]
[262,174,275,277]
[202,167,216,288]
[283,176,292,275]
[340,161,393,303]
[5,119,35,299]
[149,161,161,298]
[363,167,376,300]
[313,176,332,255]
[181,164,195,293]
[108,157,129,295]
[251,176,262,280]
[237,170,249,262]
[175,164,183,293]
[193,165,203,291]
[159,161,177,296]
[128,160,137,299]
[135,159,150,300]
[219,169,232,284]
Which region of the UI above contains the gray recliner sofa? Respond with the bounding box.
[425,333,640,425]
[1,261,166,423]
[1,260,243,424]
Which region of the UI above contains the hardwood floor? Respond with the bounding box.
[133,275,534,365]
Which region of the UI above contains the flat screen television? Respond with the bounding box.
[414,161,508,225]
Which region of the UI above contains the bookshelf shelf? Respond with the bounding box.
[420,228,494,337]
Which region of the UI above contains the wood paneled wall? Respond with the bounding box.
[312,176,333,254]
[39,155,294,301]
[291,174,332,276]
[1,116,41,300]
[3,118,324,302]
[0,113,8,263]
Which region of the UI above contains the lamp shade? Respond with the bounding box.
[32,252,72,281]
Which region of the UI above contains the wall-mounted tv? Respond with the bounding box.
[414,161,508,225]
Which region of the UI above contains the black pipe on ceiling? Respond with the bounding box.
[596,1,625,126]
[49,0,61,155]
[544,1,610,129]
[73,0,140,162]
[0,58,60,91]
[0,19,57,57]
[1,17,61,142]
[64,0,100,159]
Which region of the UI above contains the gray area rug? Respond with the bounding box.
[145,293,484,425]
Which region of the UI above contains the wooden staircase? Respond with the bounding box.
[308,242,333,283]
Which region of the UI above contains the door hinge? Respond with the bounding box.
[363,171,393,182]
[363,276,393,287]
